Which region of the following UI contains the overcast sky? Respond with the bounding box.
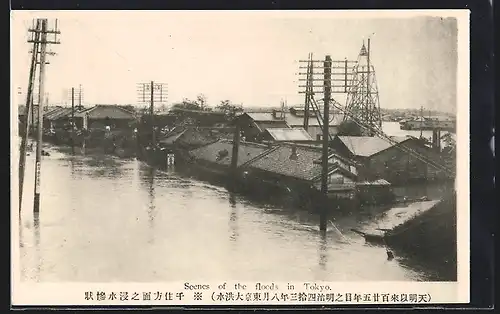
[11,11,464,113]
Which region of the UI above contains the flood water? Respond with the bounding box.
[16,140,451,283]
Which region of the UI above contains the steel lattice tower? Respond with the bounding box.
[344,39,382,135]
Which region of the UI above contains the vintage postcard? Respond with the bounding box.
[11,10,470,306]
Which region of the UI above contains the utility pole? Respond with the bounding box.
[18,19,41,213]
[27,18,60,216]
[79,84,82,107]
[320,55,332,232]
[420,105,424,138]
[366,38,371,128]
[303,53,312,131]
[150,81,155,147]
[71,87,75,154]
[137,82,167,148]
[298,55,356,137]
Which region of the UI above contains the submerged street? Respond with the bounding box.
[17,140,450,283]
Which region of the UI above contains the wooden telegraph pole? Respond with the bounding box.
[18,19,41,213]
[137,82,167,148]
[298,52,356,232]
[27,18,60,216]
[79,84,82,107]
[320,55,332,232]
[150,81,155,147]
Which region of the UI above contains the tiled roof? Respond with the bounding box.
[337,136,408,157]
[74,105,136,120]
[44,107,73,120]
[159,128,217,147]
[265,128,313,141]
[189,140,271,167]
[244,145,324,181]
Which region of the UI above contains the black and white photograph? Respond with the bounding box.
[11,10,470,306]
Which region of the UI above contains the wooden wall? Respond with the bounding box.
[366,139,451,184]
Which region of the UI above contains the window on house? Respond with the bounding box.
[329,174,344,184]
[316,134,322,141]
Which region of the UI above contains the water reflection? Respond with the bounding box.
[33,212,41,282]
[81,155,126,179]
[318,231,328,271]
[228,193,238,242]
[147,168,156,224]
[141,166,157,244]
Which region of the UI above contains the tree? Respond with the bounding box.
[216,100,243,120]
[337,120,363,136]
[195,94,210,111]
[171,98,203,111]
[170,94,212,112]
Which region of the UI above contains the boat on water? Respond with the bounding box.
[399,117,455,132]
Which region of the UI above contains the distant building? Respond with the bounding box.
[236,112,290,142]
[75,105,137,130]
[169,108,229,127]
[236,107,343,142]
[43,107,76,129]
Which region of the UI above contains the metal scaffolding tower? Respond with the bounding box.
[343,39,382,135]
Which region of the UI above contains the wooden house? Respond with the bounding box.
[330,135,452,184]
[75,105,137,130]
[239,143,360,206]
[43,107,76,129]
